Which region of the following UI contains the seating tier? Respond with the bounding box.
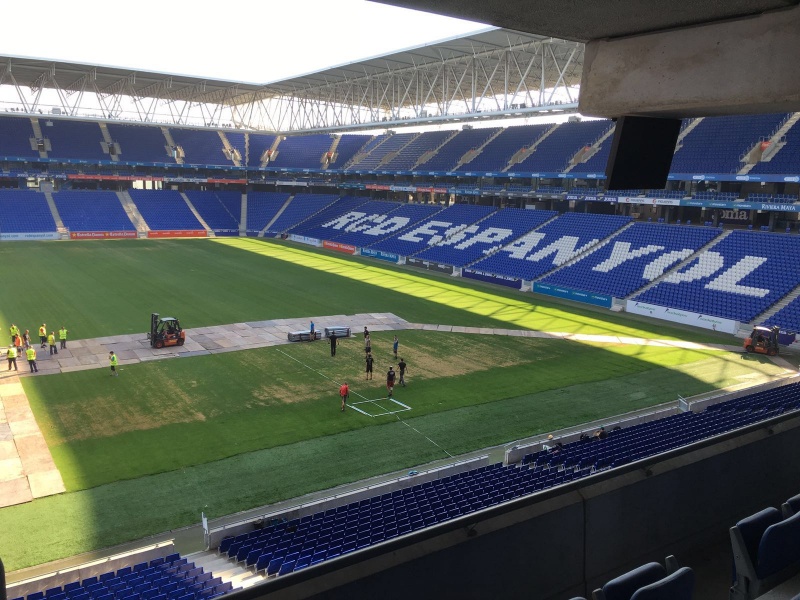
[469,213,632,281]
[542,223,721,298]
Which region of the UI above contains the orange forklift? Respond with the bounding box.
[147,313,185,349]
[743,325,780,356]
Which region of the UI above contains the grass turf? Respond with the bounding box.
[0,237,779,571]
[1,349,784,571]
[24,329,739,492]
[0,238,730,342]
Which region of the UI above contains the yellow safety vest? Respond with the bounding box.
[39,326,46,337]
[110,354,118,366]
[59,328,68,340]
[48,334,55,345]
[26,348,36,361]
[7,347,16,358]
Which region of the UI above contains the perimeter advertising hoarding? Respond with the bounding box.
[626,300,738,334]
[287,234,322,247]
[406,258,454,275]
[360,248,399,263]
[207,178,247,185]
[67,174,163,182]
[462,269,522,289]
[146,230,208,238]
[533,283,613,308]
[322,240,357,254]
[70,231,137,239]
[0,232,60,241]
[616,197,682,206]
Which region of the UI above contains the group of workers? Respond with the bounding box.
[6,323,69,373]
[338,327,409,412]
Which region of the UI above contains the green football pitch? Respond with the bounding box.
[0,238,785,570]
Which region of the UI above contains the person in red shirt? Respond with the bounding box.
[339,382,349,412]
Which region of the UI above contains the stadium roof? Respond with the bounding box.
[376,0,800,120]
[376,0,798,43]
[256,27,580,95]
[0,55,264,106]
[0,27,580,108]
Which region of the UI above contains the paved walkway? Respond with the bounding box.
[0,313,762,507]
[2,315,744,380]
[0,375,65,507]
[0,313,410,378]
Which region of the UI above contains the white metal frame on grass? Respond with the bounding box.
[276,348,412,418]
[348,396,412,418]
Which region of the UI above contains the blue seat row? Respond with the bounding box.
[635,230,800,322]
[542,222,721,298]
[471,213,631,281]
[588,555,694,600]
[730,496,800,599]
[11,554,235,600]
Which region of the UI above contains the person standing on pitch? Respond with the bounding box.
[339,381,349,412]
[23,329,31,350]
[14,333,23,358]
[9,323,20,345]
[48,331,58,355]
[109,351,119,376]
[39,323,47,349]
[386,366,396,397]
[364,333,372,355]
[329,333,338,356]
[398,358,407,387]
[309,320,315,341]
[363,326,370,339]
[26,346,38,373]
[59,326,68,350]
[392,335,399,359]
[7,346,18,371]
[365,352,374,380]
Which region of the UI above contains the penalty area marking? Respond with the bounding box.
[275,348,412,418]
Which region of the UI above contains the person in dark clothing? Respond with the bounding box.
[386,366,396,397]
[365,352,374,380]
[398,358,407,386]
[329,333,338,356]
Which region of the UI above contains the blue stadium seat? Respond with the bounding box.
[730,507,800,599]
[592,558,672,600]
[629,567,695,600]
[782,492,800,518]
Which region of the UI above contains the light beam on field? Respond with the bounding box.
[212,238,691,344]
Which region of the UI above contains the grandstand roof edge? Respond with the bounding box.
[0,27,580,105]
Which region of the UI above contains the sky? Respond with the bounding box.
[0,0,488,83]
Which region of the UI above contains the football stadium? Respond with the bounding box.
[2,2,800,599]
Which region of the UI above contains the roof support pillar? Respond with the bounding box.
[579,5,800,118]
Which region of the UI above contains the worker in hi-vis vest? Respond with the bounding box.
[7,346,18,371]
[26,346,38,373]
[47,331,58,355]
